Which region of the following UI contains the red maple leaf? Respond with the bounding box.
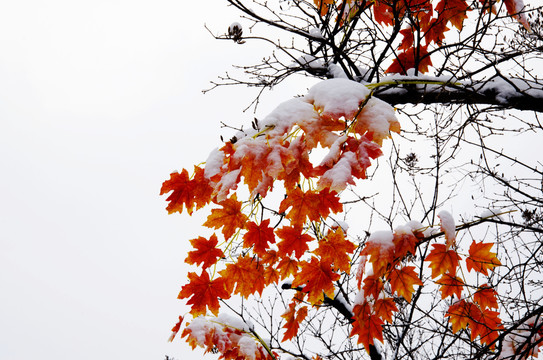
[177,270,230,316]
[243,219,276,256]
[435,0,470,30]
[386,46,432,74]
[373,297,398,323]
[276,225,314,259]
[350,301,384,352]
[466,241,501,275]
[185,234,225,269]
[425,243,461,278]
[363,275,384,300]
[292,257,340,304]
[203,194,248,240]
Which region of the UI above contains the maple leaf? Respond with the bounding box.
[277,256,300,279]
[388,266,423,302]
[398,28,414,51]
[467,304,503,346]
[281,302,309,341]
[386,46,432,75]
[436,0,470,30]
[436,273,464,299]
[425,243,461,278]
[392,229,420,259]
[279,187,342,226]
[373,0,394,25]
[361,232,395,277]
[314,0,334,16]
[423,17,449,45]
[235,141,271,195]
[185,234,225,269]
[178,270,230,316]
[446,299,470,333]
[292,257,340,304]
[168,315,184,342]
[243,219,276,256]
[363,275,384,300]
[161,166,213,215]
[203,194,248,240]
[473,284,499,309]
[314,227,356,273]
[466,240,501,275]
[276,226,314,259]
[219,255,266,298]
[350,301,384,352]
[280,137,314,190]
[373,297,398,323]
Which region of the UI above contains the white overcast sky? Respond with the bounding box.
[0,1,301,359]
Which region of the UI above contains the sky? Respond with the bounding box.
[0,1,295,359]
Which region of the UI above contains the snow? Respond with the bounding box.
[292,54,324,69]
[305,78,371,118]
[256,98,317,137]
[308,27,323,39]
[317,151,357,192]
[328,63,348,79]
[437,210,456,245]
[228,22,242,33]
[479,208,503,220]
[204,147,225,179]
[368,230,394,249]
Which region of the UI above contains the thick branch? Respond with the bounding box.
[373,78,543,113]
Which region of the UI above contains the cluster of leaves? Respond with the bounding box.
[312,0,530,74]
[160,77,542,359]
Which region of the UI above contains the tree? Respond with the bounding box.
[162,1,543,360]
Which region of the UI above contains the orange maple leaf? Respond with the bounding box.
[388,266,423,302]
[203,194,248,240]
[219,256,266,298]
[185,234,225,269]
[314,227,356,273]
[276,226,314,259]
[473,284,499,309]
[466,241,501,275]
[281,302,308,341]
[392,230,420,259]
[350,301,384,352]
[243,219,276,256]
[292,258,340,304]
[436,273,464,299]
[160,166,213,215]
[361,234,395,277]
[177,270,230,316]
[446,300,469,333]
[277,256,300,279]
[425,243,461,278]
[279,187,342,226]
